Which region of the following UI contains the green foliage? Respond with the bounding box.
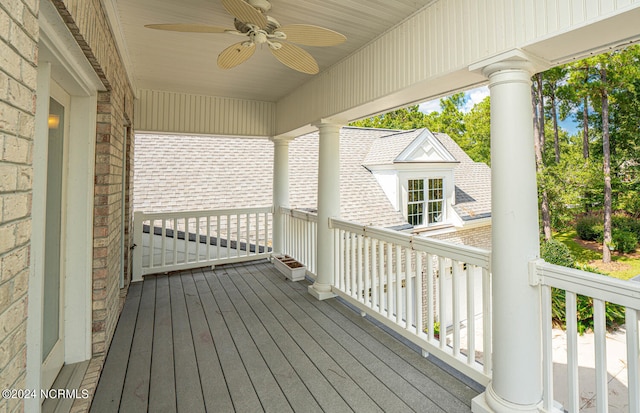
[541,238,625,333]
[576,215,604,241]
[540,238,575,267]
[550,284,625,334]
[612,214,640,239]
[612,229,637,253]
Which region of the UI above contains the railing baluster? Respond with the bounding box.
[466,264,475,365]
[379,241,385,316]
[541,284,553,412]
[236,214,241,258]
[351,233,358,298]
[405,248,412,331]
[149,219,155,269]
[594,298,608,413]
[216,215,221,260]
[357,235,363,302]
[364,237,370,307]
[339,229,345,290]
[172,218,178,265]
[415,252,423,337]
[395,245,402,324]
[566,291,579,413]
[482,267,491,376]
[195,216,200,262]
[386,243,392,320]
[371,239,378,311]
[452,260,460,356]
[161,219,166,267]
[627,307,639,413]
[206,216,211,260]
[427,254,434,342]
[439,257,447,350]
[333,228,340,286]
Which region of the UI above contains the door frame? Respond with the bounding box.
[26,1,105,410]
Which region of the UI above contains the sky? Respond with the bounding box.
[418,86,580,135]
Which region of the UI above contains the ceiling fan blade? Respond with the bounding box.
[221,0,267,29]
[270,42,319,74]
[218,41,256,69]
[145,24,232,33]
[277,24,347,47]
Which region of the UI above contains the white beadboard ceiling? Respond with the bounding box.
[115,0,435,102]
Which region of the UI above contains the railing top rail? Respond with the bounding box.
[412,236,490,268]
[533,259,640,309]
[280,207,318,222]
[329,217,491,268]
[134,206,273,220]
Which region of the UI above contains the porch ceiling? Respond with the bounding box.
[113,0,435,102]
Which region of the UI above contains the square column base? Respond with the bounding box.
[307,285,336,301]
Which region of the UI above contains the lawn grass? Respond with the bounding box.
[554,229,640,280]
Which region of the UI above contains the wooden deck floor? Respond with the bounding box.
[90,260,480,412]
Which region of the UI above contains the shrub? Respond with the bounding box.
[612,214,640,240]
[540,238,575,268]
[612,229,638,253]
[576,215,603,241]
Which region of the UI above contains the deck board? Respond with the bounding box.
[193,271,262,412]
[91,283,142,413]
[148,275,176,413]
[92,260,480,412]
[168,275,205,412]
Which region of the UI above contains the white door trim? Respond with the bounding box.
[26,1,104,411]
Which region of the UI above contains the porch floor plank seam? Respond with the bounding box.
[91,260,478,412]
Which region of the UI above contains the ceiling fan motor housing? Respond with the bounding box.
[234,15,280,33]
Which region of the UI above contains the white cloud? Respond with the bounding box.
[418,100,441,114]
[464,86,490,111]
[418,85,490,114]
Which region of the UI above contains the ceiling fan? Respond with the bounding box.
[145,0,346,74]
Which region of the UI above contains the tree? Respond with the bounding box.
[462,97,491,165]
[351,105,429,129]
[533,73,552,241]
[574,46,640,262]
[543,67,566,163]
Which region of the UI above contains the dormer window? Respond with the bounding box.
[408,178,444,226]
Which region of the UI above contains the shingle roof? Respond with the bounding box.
[362,129,424,165]
[133,127,407,227]
[432,132,492,221]
[133,127,491,228]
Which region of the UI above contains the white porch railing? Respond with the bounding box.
[329,217,493,386]
[281,207,318,277]
[532,260,640,413]
[132,207,272,281]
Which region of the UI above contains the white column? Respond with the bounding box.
[271,136,291,255]
[471,52,544,413]
[308,122,342,300]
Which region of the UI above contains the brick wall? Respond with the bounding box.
[429,224,492,250]
[47,1,135,411]
[0,0,38,412]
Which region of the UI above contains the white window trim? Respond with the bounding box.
[406,177,446,227]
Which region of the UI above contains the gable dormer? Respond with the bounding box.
[364,129,459,229]
[395,129,457,163]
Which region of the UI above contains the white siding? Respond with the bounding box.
[134,89,275,136]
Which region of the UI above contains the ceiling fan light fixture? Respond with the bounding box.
[253,31,268,44]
